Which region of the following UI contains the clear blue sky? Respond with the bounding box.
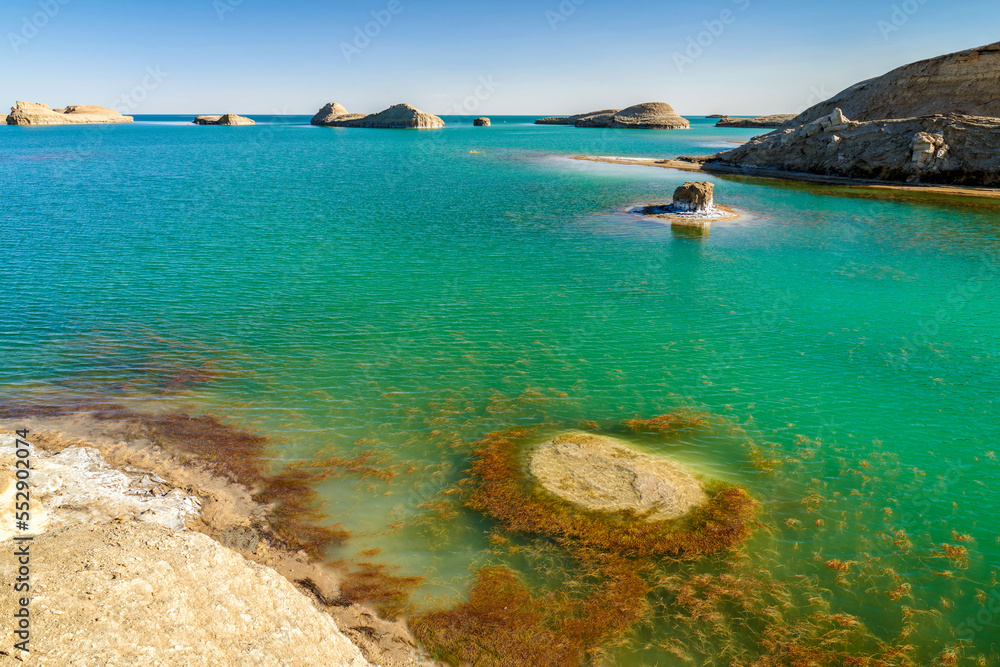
[1,0,997,115]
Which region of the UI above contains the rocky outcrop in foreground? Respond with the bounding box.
[311,102,444,128]
[698,109,1000,186]
[528,432,707,521]
[0,433,371,666]
[194,113,255,125]
[715,114,795,128]
[535,102,689,129]
[692,43,1000,187]
[0,522,371,666]
[6,101,133,125]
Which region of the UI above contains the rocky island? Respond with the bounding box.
[6,101,133,126]
[686,42,1000,187]
[535,102,689,129]
[715,114,796,128]
[311,102,444,129]
[193,113,255,125]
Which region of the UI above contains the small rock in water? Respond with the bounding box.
[670,181,715,213]
[473,117,491,126]
[528,432,707,521]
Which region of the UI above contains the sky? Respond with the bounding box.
[1,0,998,116]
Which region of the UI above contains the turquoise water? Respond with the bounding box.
[2,115,999,663]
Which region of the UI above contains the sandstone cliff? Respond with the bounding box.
[695,43,1000,187]
[6,101,133,125]
[311,102,444,128]
[536,103,689,129]
[785,42,1000,125]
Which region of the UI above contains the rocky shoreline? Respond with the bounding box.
[0,412,434,667]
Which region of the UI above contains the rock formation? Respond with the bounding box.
[473,117,491,126]
[528,432,707,521]
[6,101,133,125]
[715,114,796,128]
[311,102,444,129]
[0,522,372,666]
[193,113,255,125]
[310,102,365,126]
[697,108,1000,186]
[535,102,689,129]
[691,42,1000,187]
[670,181,715,212]
[784,42,1000,126]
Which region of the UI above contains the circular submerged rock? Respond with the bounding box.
[528,432,707,521]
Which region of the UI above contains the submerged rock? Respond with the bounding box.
[311,102,444,129]
[528,432,707,521]
[193,113,255,125]
[535,103,689,129]
[6,101,133,125]
[473,117,491,126]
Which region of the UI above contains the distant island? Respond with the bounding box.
[193,114,255,125]
[535,102,690,129]
[311,102,444,129]
[6,101,132,125]
[714,114,795,128]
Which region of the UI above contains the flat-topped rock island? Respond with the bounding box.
[6,101,133,125]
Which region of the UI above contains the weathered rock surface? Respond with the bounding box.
[693,43,1000,187]
[6,101,133,125]
[701,108,1000,186]
[0,521,371,667]
[785,41,1000,126]
[671,181,715,211]
[311,102,444,129]
[193,113,255,125]
[715,114,796,128]
[310,102,364,126]
[535,103,689,129]
[528,432,707,521]
[473,117,491,126]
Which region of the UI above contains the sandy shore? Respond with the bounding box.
[0,410,434,666]
[571,155,1000,200]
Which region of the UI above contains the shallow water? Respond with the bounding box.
[2,115,999,664]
